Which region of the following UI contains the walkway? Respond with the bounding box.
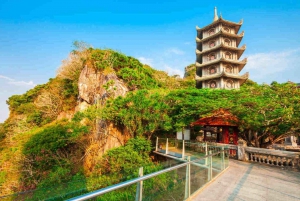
[192,160,300,201]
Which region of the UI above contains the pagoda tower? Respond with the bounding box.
[195,7,249,89]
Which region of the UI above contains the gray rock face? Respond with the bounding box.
[77,65,128,108]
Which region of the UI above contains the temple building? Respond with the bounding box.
[195,7,249,89]
[191,109,239,145]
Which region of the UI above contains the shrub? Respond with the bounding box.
[21,123,88,187]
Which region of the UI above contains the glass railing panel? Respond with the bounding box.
[142,166,187,201]
[94,184,137,201]
[159,158,185,169]
[184,141,195,153]
[174,139,183,150]
[167,138,183,158]
[193,143,206,154]
[225,148,230,168]
[190,159,209,195]
[2,143,230,201]
[0,179,88,201]
[157,138,167,153]
[211,154,222,171]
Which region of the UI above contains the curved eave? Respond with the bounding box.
[196,57,247,69]
[196,30,244,46]
[224,44,246,59]
[222,58,247,72]
[195,71,249,85]
[224,72,249,81]
[195,72,224,81]
[196,18,243,33]
[196,44,246,59]
[219,17,243,33]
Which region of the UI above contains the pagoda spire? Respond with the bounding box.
[213,7,219,22]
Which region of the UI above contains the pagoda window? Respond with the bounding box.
[225,52,232,59]
[226,80,234,88]
[209,81,217,88]
[225,65,233,73]
[209,40,216,48]
[209,66,216,74]
[224,27,230,33]
[224,39,231,46]
[208,53,216,61]
[209,28,215,36]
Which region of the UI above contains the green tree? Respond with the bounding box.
[232,82,300,147]
[103,90,172,139]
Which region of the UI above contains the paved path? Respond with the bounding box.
[192,160,300,201]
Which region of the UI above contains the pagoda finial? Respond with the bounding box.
[213,7,219,22]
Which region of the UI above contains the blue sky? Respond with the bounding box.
[1,0,300,122]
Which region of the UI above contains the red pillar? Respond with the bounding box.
[233,127,238,145]
[222,127,229,144]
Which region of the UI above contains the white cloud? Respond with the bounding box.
[164,64,184,78]
[0,75,14,81]
[165,48,185,55]
[138,57,153,66]
[184,42,191,45]
[244,48,300,83]
[136,46,193,79]
[8,80,35,86]
[0,74,36,87]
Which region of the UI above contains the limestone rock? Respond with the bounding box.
[83,122,131,174]
[77,65,128,110]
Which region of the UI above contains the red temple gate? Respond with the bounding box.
[191,109,239,145]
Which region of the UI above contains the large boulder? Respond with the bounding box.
[76,65,128,110]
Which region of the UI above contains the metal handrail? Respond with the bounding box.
[67,162,189,201]
[68,148,227,201]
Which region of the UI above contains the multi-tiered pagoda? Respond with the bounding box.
[195,7,249,89]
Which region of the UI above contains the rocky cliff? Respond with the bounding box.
[77,65,128,108]
[76,65,131,172]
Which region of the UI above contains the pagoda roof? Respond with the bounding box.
[196,17,243,34]
[191,109,238,127]
[196,57,247,72]
[196,30,244,46]
[195,71,249,85]
[196,44,246,59]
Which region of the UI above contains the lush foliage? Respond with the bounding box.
[232,81,300,147]
[1,43,300,199]
[103,90,172,139]
[21,122,88,189]
[98,137,152,176]
[98,81,300,147]
[84,137,176,201]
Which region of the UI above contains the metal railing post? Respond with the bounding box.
[184,156,191,199]
[208,151,212,181]
[182,140,185,159]
[135,167,143,201]
[221,147,225,170]
[205,142,208,165]
[166,138,169,155]
[156,137,158,151]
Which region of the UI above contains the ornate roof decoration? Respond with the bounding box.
[196,18,243,34]
[191,109,238,126]
[213,7,219,22]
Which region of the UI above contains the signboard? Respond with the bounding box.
[176,129,190,140]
